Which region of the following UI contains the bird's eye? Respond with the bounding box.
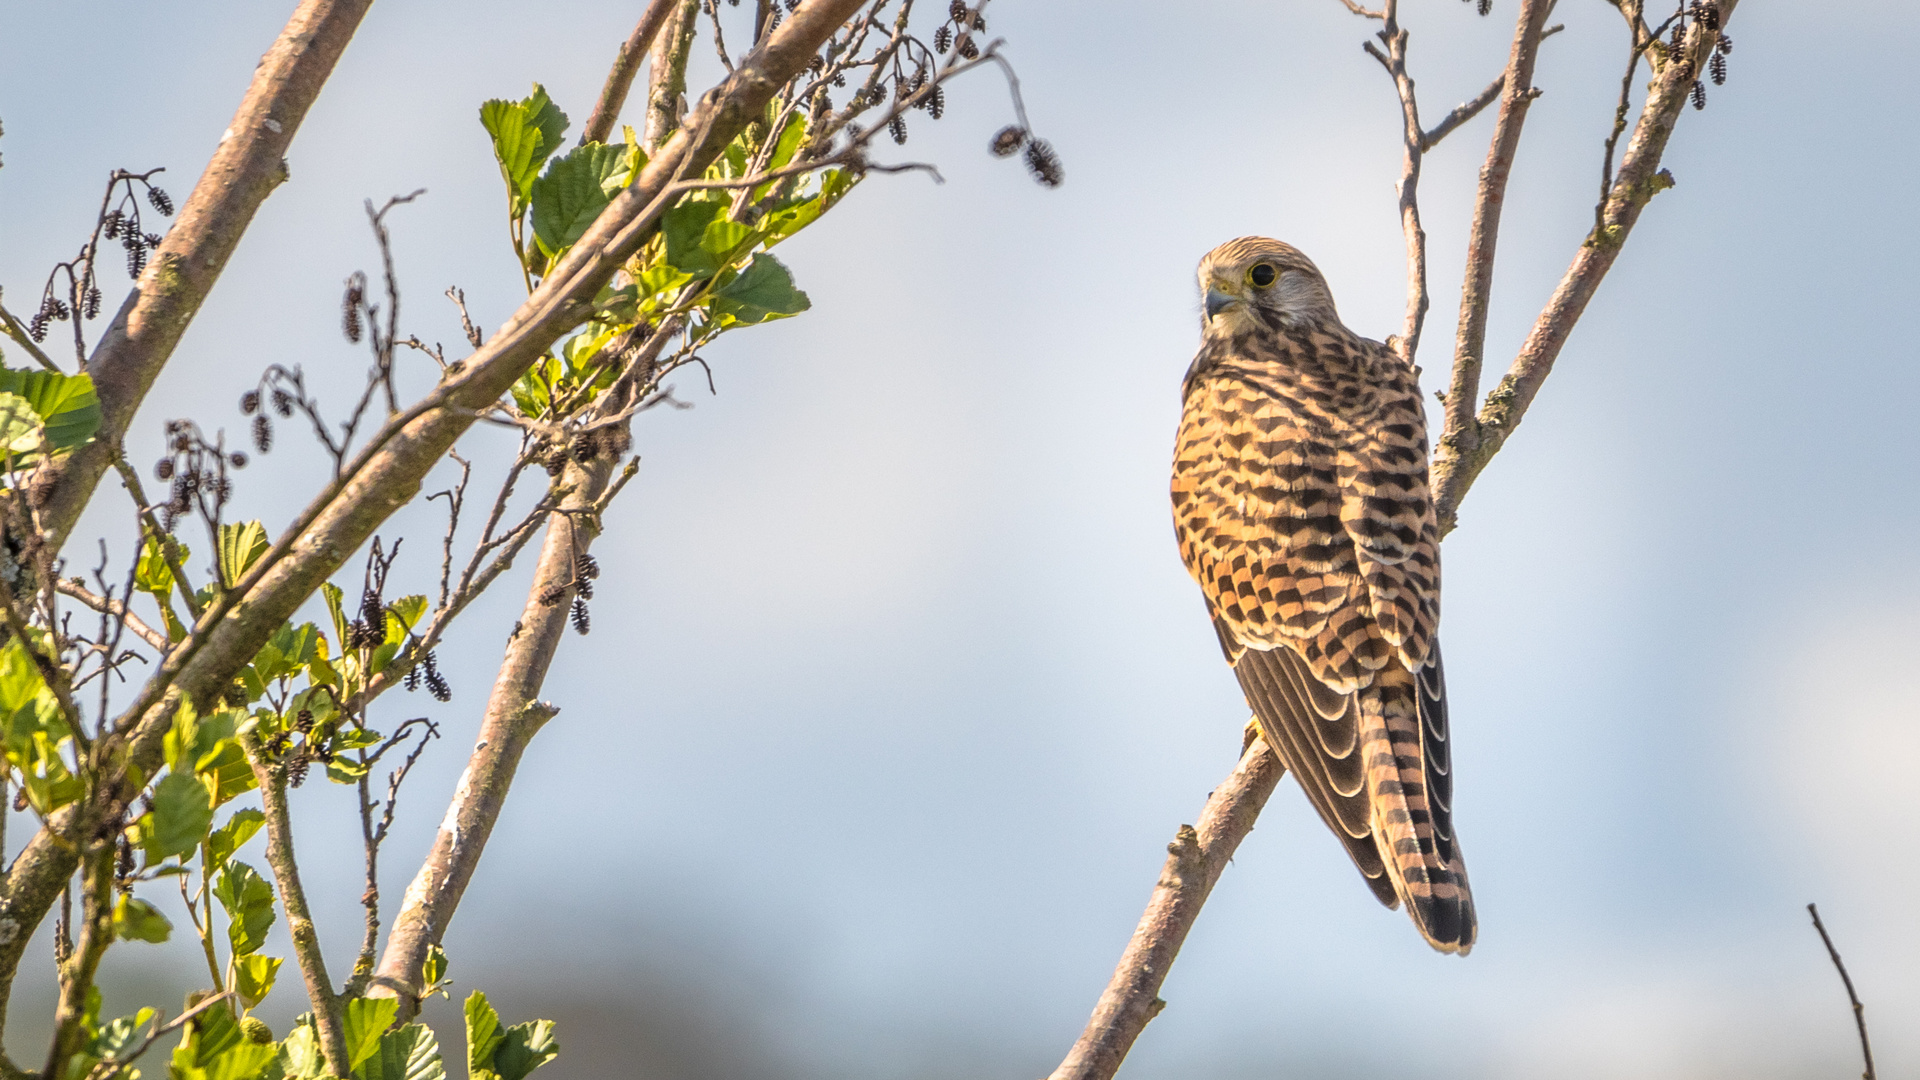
[1248,263,1278,288]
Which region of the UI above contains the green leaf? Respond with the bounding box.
[479,85,569,215]
[112,895,171,943]
[321,583,349,646]
[343,997,400,1072]
[276,1021,327,1079]
[530,142,638,258]
[710,254,810,326]
[357,1023,444,1080]
[175,1001,245,1072]
[166,701,237,775]
[200,740,257,807]
[233,954,284,1010]
[200,1038,278,1080]
[764,168,854,247]
[92,1007,155,1062]
[0,391,45,461]
[207,808,266,868]
[661,199,725,277]
[766,112,807,172]
[463,992,504,1075]
[0,637,45,715]
[218,520,270,586]
[149,770,214,860]
[386,596,428,636]
[490,1021,558,1080]
[420,943,449,999]
[213,861,276,957]
[0,367,99,453]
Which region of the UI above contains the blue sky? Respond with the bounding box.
[3,2,1917,1077]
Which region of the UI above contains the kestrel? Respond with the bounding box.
[1170,237,1474,953]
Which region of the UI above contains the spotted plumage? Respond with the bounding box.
[1171,237,1474,953]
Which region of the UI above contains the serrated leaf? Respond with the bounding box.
[0,367,99,454]
[134,535,180,597]
[489,1021,558,1080]
[464,992,503,1075]
[112,895,171,943]
[233,954,283,1010]
[710,254,810,326]
[149,770,214,860]
[530,142,637,258]
[213,861,276,957]
[766,112,807,172]
[175,1001,245,1071]
[218,520,269,586]
[343,997,400,1071]
[206,808,265,869]
[358,1022,444,1080]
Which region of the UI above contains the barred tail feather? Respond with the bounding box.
[1360,664,1475,954]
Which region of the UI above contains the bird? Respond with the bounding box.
[1169,236,1474,954]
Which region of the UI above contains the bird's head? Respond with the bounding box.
[1196,237,1340,336]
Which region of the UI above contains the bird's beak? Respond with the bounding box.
[1204,284,1240,321]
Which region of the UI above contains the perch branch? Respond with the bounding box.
[54,579,167,651]
[1047,739,1286,1080]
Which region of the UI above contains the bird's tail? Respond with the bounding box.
[1360,665,1475,954]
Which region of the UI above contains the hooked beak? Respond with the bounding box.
[1204,285,1240,321]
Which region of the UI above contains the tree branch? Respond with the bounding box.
[1808,903,1876,1080]
[1047,739,1285,1080]
[239,726,349,1077]
[1355,0,1432,361]
[1429,0,1740,535]
[367,462,607,1012]
[1434,0,1553,500]
[54,578,167,651]
[580,0,680,146]
[35,0,375,551]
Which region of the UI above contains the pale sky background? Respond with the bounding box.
[2,2,1918,1078]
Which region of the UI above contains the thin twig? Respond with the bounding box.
[1808,903,1876,1080]
[54,579,166,651]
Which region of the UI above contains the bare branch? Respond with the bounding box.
[1335,0,1385,18]
[1048,738,1286,1080]
[34,0,376,551]
[581,0,681,145]
[1429,0,1741,534]
[1808,903,1877,1080]
[1435,0,1554,494]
